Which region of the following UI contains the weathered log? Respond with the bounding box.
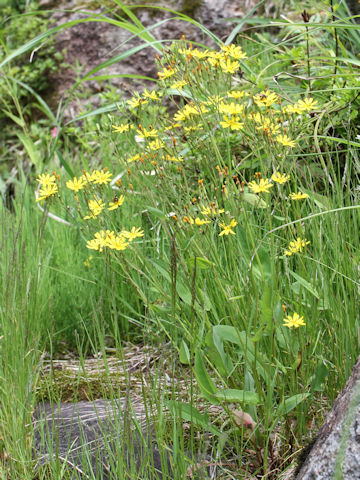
[296,356,360,480]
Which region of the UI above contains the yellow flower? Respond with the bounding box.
[271,172,290,184]
[189,48,209,59]
[112,123,132,133]
[201,206,224,217]
[108,195,125,211]
[136,127,158,139]
[219,58,240,74]
[106,235,129,251]
[284,237,310,256]
[179,47,208,59]
[157,66,176,80]
[296,97,318,112]
[289,191,309,200]
[84,255,93,268]
[204,95,223,106]
[282,104,298,115]
[248,178,273,194]
[165,155,183,162]
[220,115,244,130]
[228,90,247,99]
[66,176,87,192]
[194,217,211,226]
[221,44,247,59]
[36,183,58,202]
[142,88,161,101]
[126,153,141,164]
[37,173,56,186]
[254,90,279,107]
[183,216,195,224]
[219,219,237,236]
[183,125,202,133]
[121,227,144,241]
[86,230,114,252]
[127,95,148,109]
[170,80,187,90]
[219,101,244,115]
[283,312,306,329]
[255,117,281,136]
[91,169,113,185]
[147,139,165,151]
[276,134,296,148]
[84,198,105,219]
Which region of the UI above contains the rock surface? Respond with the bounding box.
[37,0,258,117]
[33,399,173,479]
[296,356,360,480]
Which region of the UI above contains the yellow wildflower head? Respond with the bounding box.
[283,312,306,328]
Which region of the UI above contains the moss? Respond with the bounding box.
[35,368,139,403]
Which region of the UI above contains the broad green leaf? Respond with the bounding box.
[289,271,319,299]
[242,192,267,208]
[176,281,192,306]
[187,257,214,270]
[179,340,190,365]
[278,393,309,416]
[211,326,271,382]
[145,206,167,219]
[16,133,39,169]
[252,285,273,342]
[194,351,219,404]
[213,328,233,376]
[214,389,261,405]
[166,400,221,435]
[147,259,171,283]
[310,361,329,392]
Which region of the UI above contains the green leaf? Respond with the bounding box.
[145,206,167,219]
[187,257,214,270]
[289,271,319,299]
[214,389,261,405]
[194,351,219,404]
[2,110,25,127]
[16,133,39,169]
[179,340,190,365]
[147,259,171,284]
[278,393,309,416]
[211,326,271,382]
[310,361,329,392]
[166,400,221,435]
[56,149,74,178]
[176,281,192,306]
[213,328,233,375]
[252,285,273,342]
[242,192,267,208]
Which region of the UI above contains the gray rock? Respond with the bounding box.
[33,399,174,479]
[296,356,360,480]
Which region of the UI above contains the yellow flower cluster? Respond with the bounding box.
[66,169,113,192]
[86,227,144,252]
[36,173,59,202]
[284,238,310,256]
[283,97,318,115]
